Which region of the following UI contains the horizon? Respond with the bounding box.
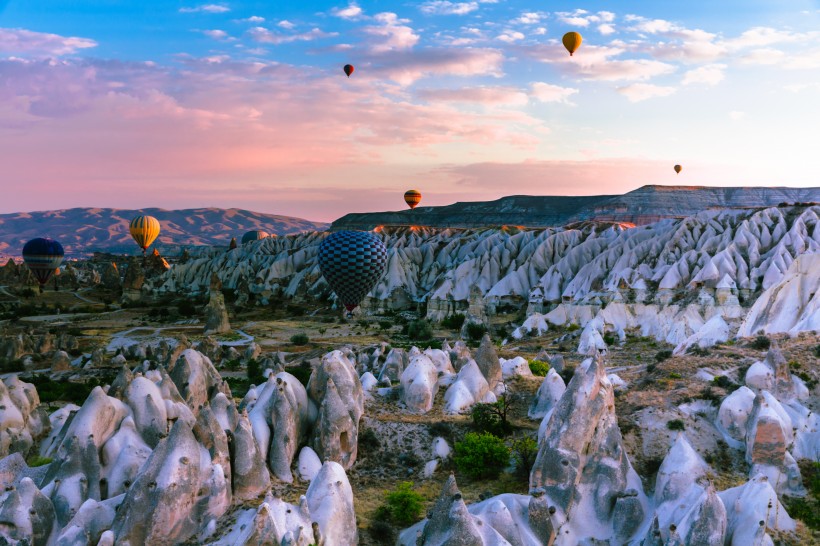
[1,1,820,222]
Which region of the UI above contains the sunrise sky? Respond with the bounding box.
[1,0,819,221]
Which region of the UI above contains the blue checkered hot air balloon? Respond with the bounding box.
[22,238,64,289]
[318,231,387,312]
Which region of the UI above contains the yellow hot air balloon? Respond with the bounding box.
[562,32,582,56]
[674,164,682,174]
[404,189,422,209]
[129,215,161,254]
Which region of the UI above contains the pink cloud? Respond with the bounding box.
[527,43,676,81]
[417,86,528,105]
[0,28,97,56]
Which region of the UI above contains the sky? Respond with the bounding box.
[0,1,819,222]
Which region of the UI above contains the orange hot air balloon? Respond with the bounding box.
[404,189,422,209]
[674,164,682,174]
[343,64,354,77]
[562,32,582,56]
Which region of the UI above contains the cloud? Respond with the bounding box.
[363,13,419,53]
[331,3,362,20]
[529,82,578,103]
[417,86,529,105]
[202,29,229,40]
[728,111,746,120]
[241,16,265,23]
[248,27,337,45]
[727,27,808,49]
[681,63,726,85]
[420,1,478,16]
[514,12,543,25]
[369,47,503,85]
[739,48,784,65]
[0,28,97,57]
[528,43,676,81]
[278,20,295,29]
[616,83,676,102]
[496,31,525,43]
[179,4,229,14]
[556,10,615,28]
[598,24,615,35]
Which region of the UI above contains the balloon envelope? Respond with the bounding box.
[241,230,270,244]
[22,238,64,285]
[562,32,582,56]
[343,64,354,77]
[318,231,387,312]
[404,189,422,209]
[674,164,682,174]
[129,215,161,251]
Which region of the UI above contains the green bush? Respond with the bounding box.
[378,320,393,331]
[471,397,511,437]
[654,350,673,363]
[383,482,425,526]
[286,364,312,386]
[511,437,538,480]
[26,455,52,468]
[528,359,550,376]
[814,345,820,358]
[290,333,309,345]
[712,375,738,391]
[177,300,197,317]
[28,375,112,404]
[603,333,617,345]
[407,319,434,341]
[559,365,576,385]
[441,313,466,330]
[667,419,685,431]
[368,520,396,543]
[454,432,510,479]
[750,335,771,350]
[247,359,264,384]
[0,360,25,373]
[465,322,488,342]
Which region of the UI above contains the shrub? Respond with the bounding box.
[358,427,381,453]
[712,375,738,391]
[247,359,264,384]
[465,322,488,342]
[407,319,434,341]
[566,323,580,332]
[428,422,452,439]
[0,360,25,373]
[511,437,538,480]
[528,359,550,376]
[290,333,309,345]
[454,432,510,479]
[441,313,466,330]
[654,350,673,363]
[287,364,312,386]
[603,333,617,345]
[378,320,392,331]
[668,372,682,379]
[471,396,512,437]
[368,520,396,543]
[750,335,771,350]
[177,300,197,317]
[814,345,820,358]
[667,419,685,431]
[26,456,52,468]
[559,365,576,385]
[383,482,425,526]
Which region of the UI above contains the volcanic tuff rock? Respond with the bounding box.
[156,206,819,346]
[0,376,50,460]
[332,185,820,230]
[529,354,648,544]
[204,272,232,335]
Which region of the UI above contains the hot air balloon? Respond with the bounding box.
[241,230,270,244]
[562,31,582,56]
[22,238,64,291]
[404,189,422,209]
[674,164,682,174]
[129,215,161,254]
[318,231,387,314]
[343,64,354,78]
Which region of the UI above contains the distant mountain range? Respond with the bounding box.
[331,185,820,230]
[0,208,328,257]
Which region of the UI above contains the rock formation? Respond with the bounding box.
[204,272,231,335]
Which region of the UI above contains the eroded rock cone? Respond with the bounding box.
[204,273,231,335]
[529,353,647,543]
[473,334,502,393]
[228,411,270,501]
